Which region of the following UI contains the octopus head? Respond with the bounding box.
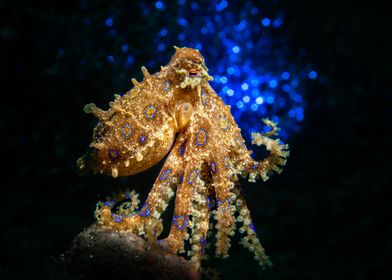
[169,46,213,89]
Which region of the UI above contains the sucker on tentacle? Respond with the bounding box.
[78,46,289,270]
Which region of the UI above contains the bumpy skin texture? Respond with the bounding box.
[78,47,289,270]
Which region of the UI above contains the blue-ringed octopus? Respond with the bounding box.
[77,46,289,270]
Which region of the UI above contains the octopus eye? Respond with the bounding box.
[188,69,199,78]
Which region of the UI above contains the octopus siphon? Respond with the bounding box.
[77,47,289,270]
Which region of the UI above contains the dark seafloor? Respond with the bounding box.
[1,0,390,279]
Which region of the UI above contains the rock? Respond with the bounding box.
[63,225,199,280]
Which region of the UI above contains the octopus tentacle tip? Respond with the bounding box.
[78,47,289,270]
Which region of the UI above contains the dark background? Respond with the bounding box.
[1,0,390,279]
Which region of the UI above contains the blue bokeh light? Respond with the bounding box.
[105,17,113,27]
[261,17,271,26]
[308,70,318,79]
[155,1,166,10]
[107,1,317,140]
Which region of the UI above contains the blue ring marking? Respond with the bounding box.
[201,89,208,105]
[139,135,147,143]
[217,198,231,211]
[173,215,188,230]
[163,81,171,91]
[187,169,199,185]
[144,105,157,119]
[160,169,171,181]
[196,128,208,146]
[108,149,119,160]
[210,162,217,174]
[139,204,150,217]
[200,235,206,255]
[220,116,229,131]
[179,141,187,156]
[112,214,124,223]
[121,123,132,138]
[104,199,116,208]
[223,157,231,168]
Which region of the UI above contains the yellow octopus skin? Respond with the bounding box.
[77,46,289,270]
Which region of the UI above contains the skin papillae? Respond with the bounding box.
[77,47,289,270]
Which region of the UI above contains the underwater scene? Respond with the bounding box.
[2,0,389,279]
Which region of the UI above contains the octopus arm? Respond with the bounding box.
[159,159,204,254]
[235,119,289,183]
[233,185,272,267]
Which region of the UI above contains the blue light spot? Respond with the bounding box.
[178,0,186,5]
[251,78,259,86]
[246,42,253,49]
[227,67,235,75]
[220,76,228,84]
[201,27,208,34]
[236,101,244,109]
[126,55,134,66]
[191,2,198,9]
[261,18,271,27]
[288,108,296,118]
[159,28,168,37]
[296,107,304,121]
[256,97,264,104]
[273,17,283,28]
[227,89,234,96]
[155,1,166,10]
[216,0,228,12]
[291,79,299,87]
[266,96,274,104]
[281,71,290,80]
[232,46,240,53]
[178,18,188,26]
[251,103,258,111]
[107,55,114,63]
[236,20,247,31]
[178,33,185,41]
[308,70,318,79]
[158,43,165,51]
[252,88,260,97]
[105,18,113,27]
[121,44,129,52]
[293,94,302,102]
[243,95,250,103]
[269,79,278,88]
[241,83,249,90]
[251,7,258,14]
[283,84,292,92]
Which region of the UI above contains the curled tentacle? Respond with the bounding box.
[246,119,289,183]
